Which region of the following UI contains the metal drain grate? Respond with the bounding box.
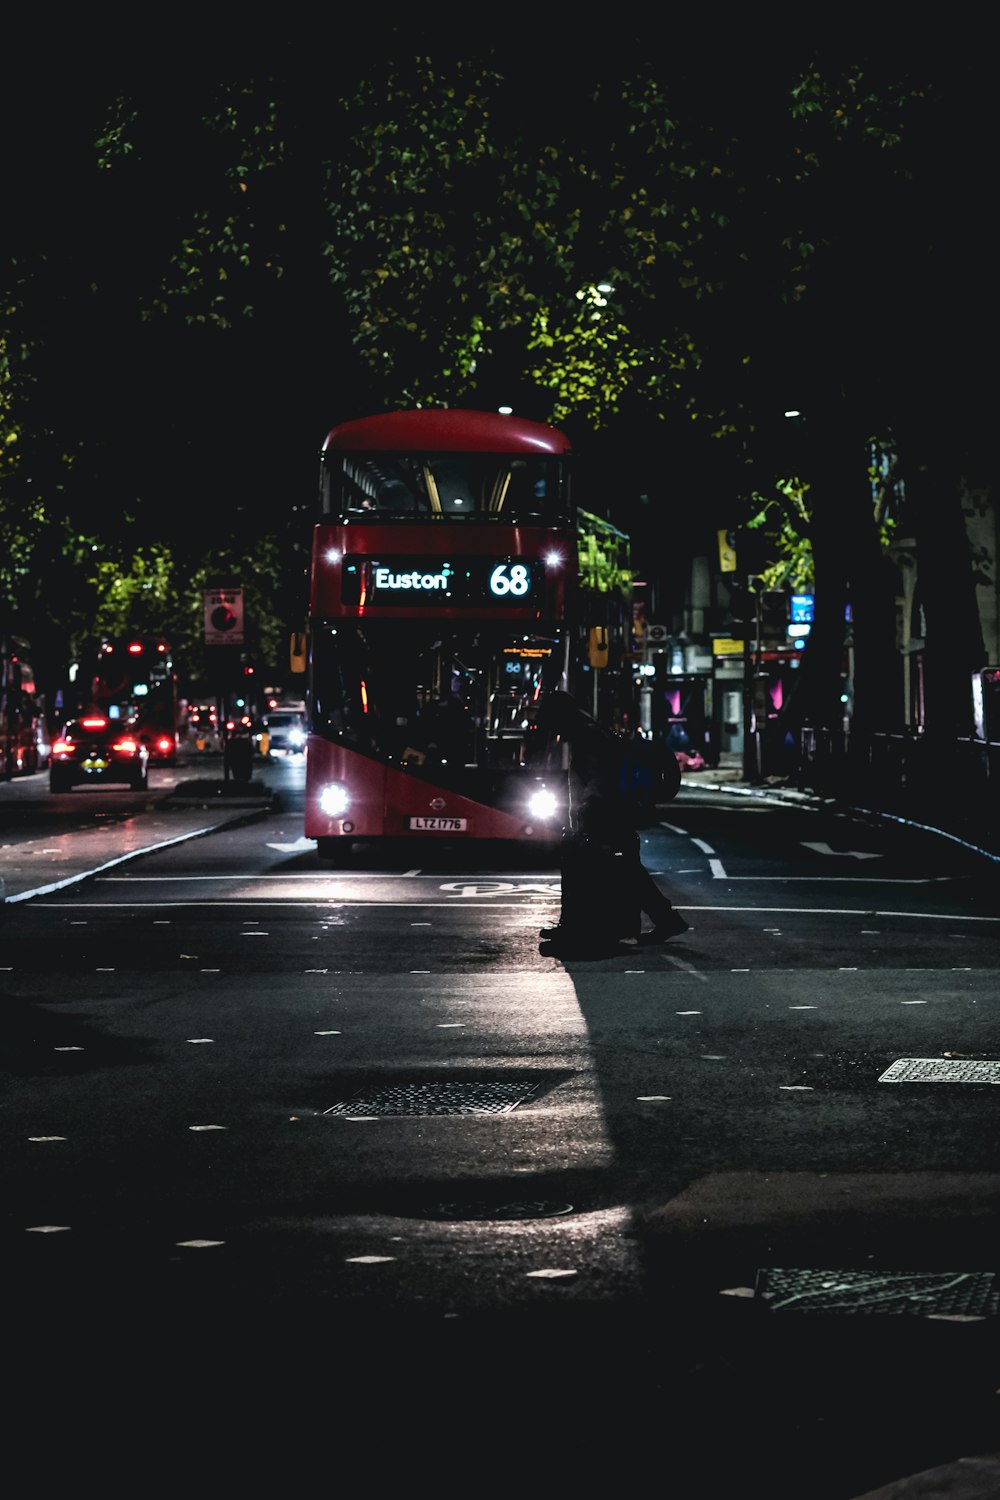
[755,1267,999,1316]
[324,1079,541,1117]
[879,1057,1000,1084]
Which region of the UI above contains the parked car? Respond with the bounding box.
[257,709,306,756]
[49,716,150,791]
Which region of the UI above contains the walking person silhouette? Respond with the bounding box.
[538,690,689,955]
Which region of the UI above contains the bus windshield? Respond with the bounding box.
[322,452,569,523]
[311,619,558,773]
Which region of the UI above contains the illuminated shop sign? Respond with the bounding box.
[341,556,542,606]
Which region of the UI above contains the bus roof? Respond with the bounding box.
[322,409,571,456]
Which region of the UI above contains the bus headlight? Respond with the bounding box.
[527,787,559,821]
[319,781,350,817]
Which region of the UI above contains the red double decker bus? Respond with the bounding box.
[299,408,635,861]
[72,635,180,765]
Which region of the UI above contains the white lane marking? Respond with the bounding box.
[97,871,557,881]
[663,954,707,980]
[661,821,716,856]
[709,859,728,878]
[440,881,559,897]
[265,837,316,852]
[802,842,882,859]
[26,901,1000,926]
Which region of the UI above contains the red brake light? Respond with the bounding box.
[53,737,72,755]
[128,642,143,655]
[156,737,172,752]
[81,716,108,729]
[115,737,138,754]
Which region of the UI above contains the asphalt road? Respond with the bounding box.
[2,752,998,1497]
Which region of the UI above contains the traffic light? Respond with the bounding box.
[760,588,789,646]
[588,625,609,668]
[730,527,772,577]
[723,581,754,632]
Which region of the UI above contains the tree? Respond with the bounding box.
[3,31,992,741]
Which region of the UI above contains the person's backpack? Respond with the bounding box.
[616,733,681,827]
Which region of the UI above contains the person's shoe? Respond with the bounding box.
[641,911,690,943]
[539,923,565,939]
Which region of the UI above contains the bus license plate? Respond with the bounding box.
[408,816,468,832]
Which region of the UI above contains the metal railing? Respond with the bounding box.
[789,726,1000,858]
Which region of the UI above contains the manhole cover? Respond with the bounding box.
[879,1057,1000,1084]
[324,1079,541,1117]
[755,1267,998,1316]
[422,1200,576,1221]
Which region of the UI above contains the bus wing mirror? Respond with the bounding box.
[290,632,308,674]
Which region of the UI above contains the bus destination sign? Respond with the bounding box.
[341,556,542,607]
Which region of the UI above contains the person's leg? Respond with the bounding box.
[634,861,689,941]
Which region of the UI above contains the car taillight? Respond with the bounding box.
[52,738,73,755]
[156,736,173,752]
[115,737,138,754]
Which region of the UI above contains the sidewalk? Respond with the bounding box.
[681,751,1000,864]
[1,779,273,905]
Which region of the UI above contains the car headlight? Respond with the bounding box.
[288,727,306,747]
[527,787,559,820]
[319,781,350,817]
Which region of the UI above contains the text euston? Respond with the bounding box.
[340,555,538,606]
[374,566,452,591]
